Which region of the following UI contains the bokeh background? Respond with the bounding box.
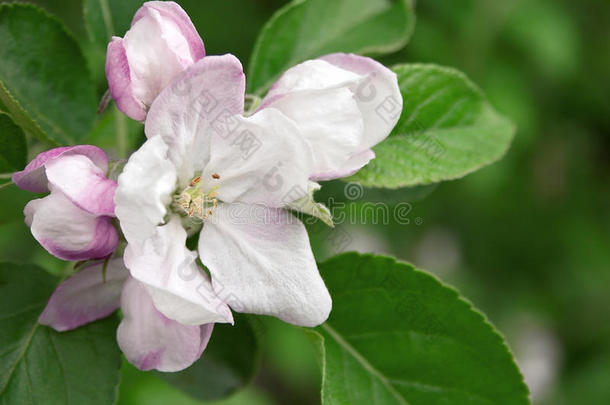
[1,0,609,404]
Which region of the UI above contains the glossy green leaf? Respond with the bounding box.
[0,262,122,405]
[349,64,516,188]
[247,0,415,95]
[159,314,261,401]
[311,253,529,405]
[0,4,97,145]
[0,113,26,177]
[83,0,144,50]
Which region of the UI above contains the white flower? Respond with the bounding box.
[114,51,401,371]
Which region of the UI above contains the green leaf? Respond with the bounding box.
[0,113,26,176]
[311,253,529,405]
[247,0,415,95]
[0,4,97,145]
[0,262,122,405]
[349,64,516,188]
[158,314,261,401]
[83,0,144,50]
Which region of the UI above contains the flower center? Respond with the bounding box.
[172,174,220,222]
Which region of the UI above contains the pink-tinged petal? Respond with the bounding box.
[145,54,245,182]
[310,148,375,181]
[204,108,314,207]
[26,191,118,261]
[124,215,233,326]
[320,53,402,148]
[46,154,117,217]
[106,37,147,122]
[259,60,366,179]
[12,145,109,193]
[39,258,128,331]
[117,277,213,372]
[263,87,364,179]
[24,198,42,227]
[115,2,204,118]
[115,136,177,245]
[260,55,401,180]
[106,1,205,121]
[200,204,332,327]
[196,323,214,358]
[133,1,205,61]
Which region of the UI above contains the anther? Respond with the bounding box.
[190,176,202,186]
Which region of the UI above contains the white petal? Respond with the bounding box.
[310,148,376,181]
[39,259,128,331]
[320,53,403,147]
[145,55,245,184]
[261,55,402,179]
[124,215,233,326]
[261,60,366,177]
[260,87,364,179]
[115,136,177,245]
[265,59,362,95]
[117,277,214,372]
[203,108,314,207]
[200,204,331,327]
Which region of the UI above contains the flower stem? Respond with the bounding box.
[114,105,128,159]
[0,181,14,191]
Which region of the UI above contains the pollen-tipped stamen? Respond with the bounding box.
[172,175,220,221]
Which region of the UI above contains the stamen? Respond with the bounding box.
[172,174,221,221]
[190,176,202,186]
[212,173,220,179]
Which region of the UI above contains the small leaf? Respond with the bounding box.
[158,314,261,401]
[0,4,97,144]
[349,64,516,188]
[312,253,529,405]
[83,0,145,50]
[0,262,122,405]
[288,181,334,227]
[0,113,26,177]
[247,0,415,95]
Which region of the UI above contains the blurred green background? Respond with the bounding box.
[1,0,609,403]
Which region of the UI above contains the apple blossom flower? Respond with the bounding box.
[114,54,332,332]
[38,258,213,371]
[106,1,205,121]
[114,47,400,333]
[12,146,119,261]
